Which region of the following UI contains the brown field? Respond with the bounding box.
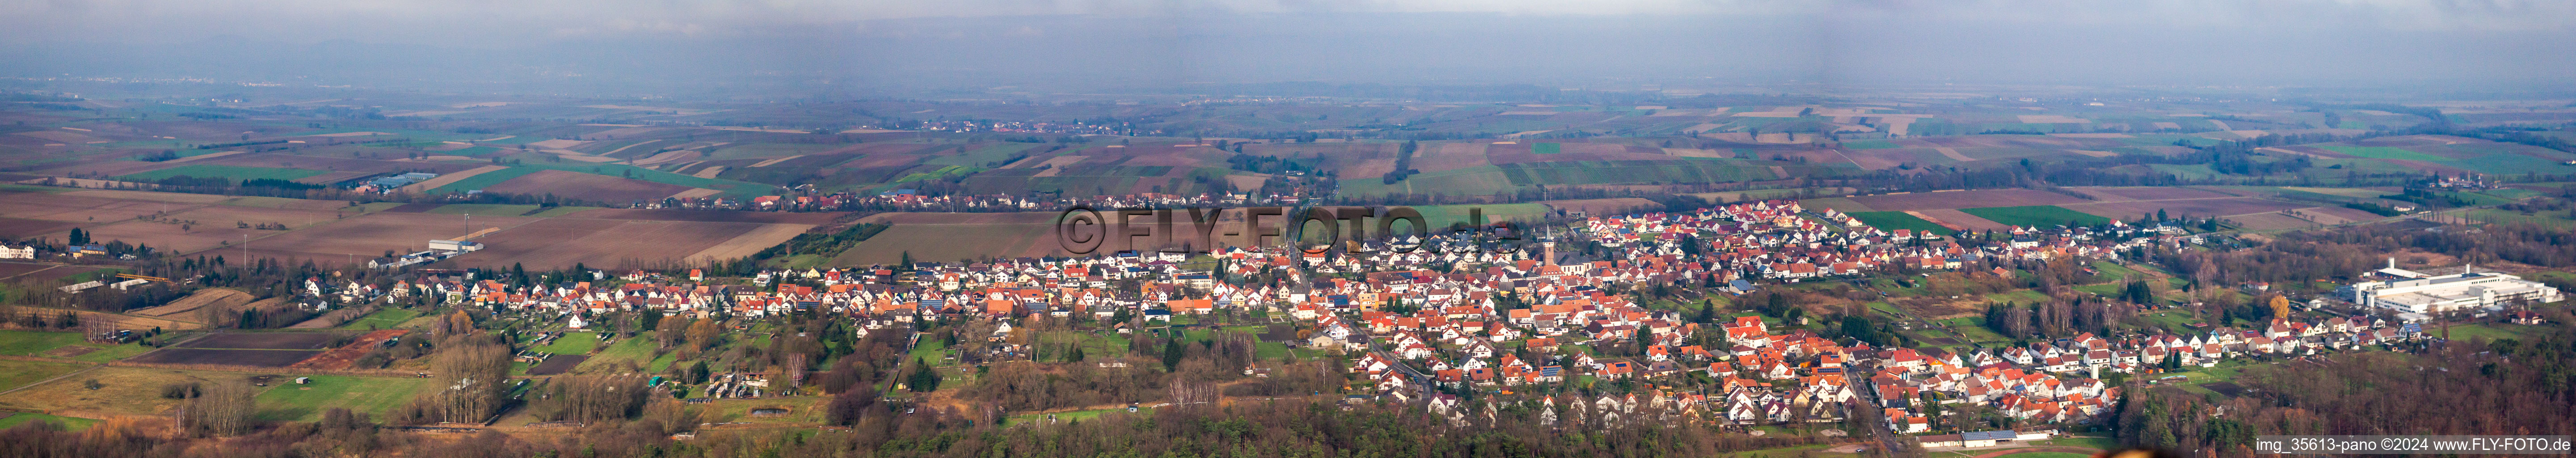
[0,191,207,223]
[2061,197,2307,219]
[202,153,480,174]
[76,205,346,254]
[126,348,322,367]
[220,196,364,211]
[458,220,761,270]
[400,165,509,192]
[57,190,236,204]
[561,208,844,225]
[0,366,209,417]
[289,329,408,370]
[1414,143,1494,172]
[0,216,75,238]
[685,223,815,264]
[128,288,254,318]
[241,212,543,262]
[479,170,691,204]
[1538,198,1658,216]
[2305,206,2387,222]
[2083,187,2237,201]
[441,217,624,267]
[1911,208,2011,231]
[185,332,353,350]
[1840,189,2090,212]
[836,212,1068,265]
[2228,212,2319,231]
[0,262,55,281]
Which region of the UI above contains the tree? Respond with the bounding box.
[425,340,512,424]
[1162,336,1186,371]
[906,358,940,392]
[182,379,256,436]
[2267,294,2292,320]
[686,318,722,351]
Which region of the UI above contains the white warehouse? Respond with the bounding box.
[2341,259,2563,314]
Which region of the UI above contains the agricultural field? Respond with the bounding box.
[112,164,330,182]
[338,308,422,330]
[253,374,437,422]
[0,366,220,417]
[1846,211,1952,234]
[0,359,91,392]
[1959,205,2113,227]
[1831,189,2089,212]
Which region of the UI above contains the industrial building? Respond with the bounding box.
[2341,259,2563,314]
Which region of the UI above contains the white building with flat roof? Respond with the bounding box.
[2341,259,2561,314]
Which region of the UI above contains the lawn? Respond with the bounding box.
[1961,205,2113,228]
[0,359,89,392]
[1984,290,2050,305]
[576,332,663,373]
[114,164,328,182]
[1848,211,1952,234]
[0,412,97,431]
[254,374,436,422]
[2089,261,2143,280]
[2319,146,2449,161]
[339,308,421,330]
[533,332,603,354]
[2440,323,2534,342]
[0,331,86,356]
[70,342,153,363]
[1007,406,1153,426]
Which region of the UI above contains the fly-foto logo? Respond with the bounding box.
[1053,206,1530,256]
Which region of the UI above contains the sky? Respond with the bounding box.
[2,0,2571,97]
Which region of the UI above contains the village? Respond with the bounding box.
[297,199,2560,445]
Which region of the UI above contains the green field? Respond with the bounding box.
[2464,209,2576,229]
[576,332,663,373]
[0,331,87,356]
[1006,406,1153,426]
[254,375,437,422]
[1847,211,1951,234]
[2319,146,2449,161]
[0,412,97,431]
[339,308,421,330]
[430,164,778,197]
[0,359,89,392]
[534,332,603,355]
[1961,205,2113,227]
[115,164,328,182]
[1841,140,1902,149]
[1532,143,1562,154]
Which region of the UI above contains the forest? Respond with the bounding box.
[2117,312,2576,457]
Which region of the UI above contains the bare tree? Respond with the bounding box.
[428,340,511,424]
[183,379,256,436]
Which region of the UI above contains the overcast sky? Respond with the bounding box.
[3,0,2571,96]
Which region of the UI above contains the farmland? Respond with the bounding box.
[1960,205,2113,227]
[253,374,437,422]
[1847,211,1952,234]
[113,164,330,182]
